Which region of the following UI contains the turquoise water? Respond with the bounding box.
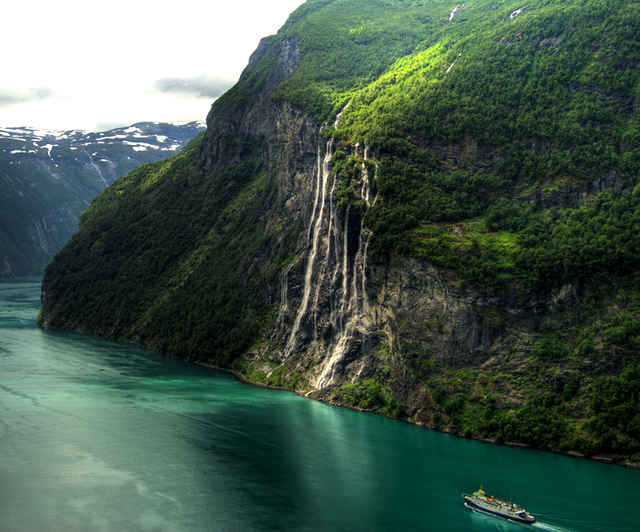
[0,277,638,532]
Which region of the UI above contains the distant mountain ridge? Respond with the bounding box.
[0,121,204,277]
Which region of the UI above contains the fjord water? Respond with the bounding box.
[1,278,637,532]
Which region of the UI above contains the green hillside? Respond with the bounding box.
[0,122,204,277]
[40,0,640,464]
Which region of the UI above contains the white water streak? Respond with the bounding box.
[281,103,375,389]
[316,149,375,389]
[449,3,468,21]
[285,143,332,356]
[29,215,48,252]
[340,207,350,326]
[83,150,109,188]
[277,261,296,326]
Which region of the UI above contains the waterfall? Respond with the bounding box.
[280,104,377,389]
[315,149,376,390]
[29,215,48,252]
[359,147,378,312]
[83,149,109,188]
[339,206,350,330]
[284,143,333,356]
[276,260,296,327]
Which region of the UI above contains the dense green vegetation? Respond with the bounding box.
[415,353,640,460]
[342,0,640,270]
[240,0,640,296]
[0,123,203,277]
[414,288,640,459]
[40,0,640,463]
[40,143,280,365]
[333,379,404,417]
[272,0,640,272]
[296,1,640,461]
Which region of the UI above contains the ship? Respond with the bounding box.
[462,487,536,524]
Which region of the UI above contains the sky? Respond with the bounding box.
[0,0,305,132]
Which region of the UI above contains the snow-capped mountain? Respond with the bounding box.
[0,121,205,188]
[0,121,205,277]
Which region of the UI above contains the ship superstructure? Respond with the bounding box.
[462,487,536,524]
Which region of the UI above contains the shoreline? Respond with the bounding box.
[33,315,640,471]
[193,361,640,470]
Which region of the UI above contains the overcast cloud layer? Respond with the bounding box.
[0,0,304,132]
[152,76,235,100]
[0,87,55,109]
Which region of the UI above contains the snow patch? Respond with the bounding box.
[123,141,160,150]
[3,128,33,137]
[173,120,206,128]
[97,134,128,140]
[510,8,523,18]
[41,144,55,156]
[32,128,69,138]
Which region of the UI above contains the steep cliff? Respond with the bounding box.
[40,0,640,464]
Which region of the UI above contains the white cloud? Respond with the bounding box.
[0,0,304,131]
[0,87,55,108]
[152,76,235,99]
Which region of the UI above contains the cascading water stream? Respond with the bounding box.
[29,214,48,252]
[284,143,333,357]
[339,206,350,329]
[315,146,377,389]
[281,103,377,389]
[83,149,109,188]
[276,260,297,327]
[359,147,378,311]
[328,180,341,324]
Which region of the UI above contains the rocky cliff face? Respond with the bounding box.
[39,0,640,464]
[192,38,498,408]
[186,37,375,393]
[187,33,623,440]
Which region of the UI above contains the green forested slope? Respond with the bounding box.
[40,0,640,463]
[0,122,204,277]
[40,140,274,364]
